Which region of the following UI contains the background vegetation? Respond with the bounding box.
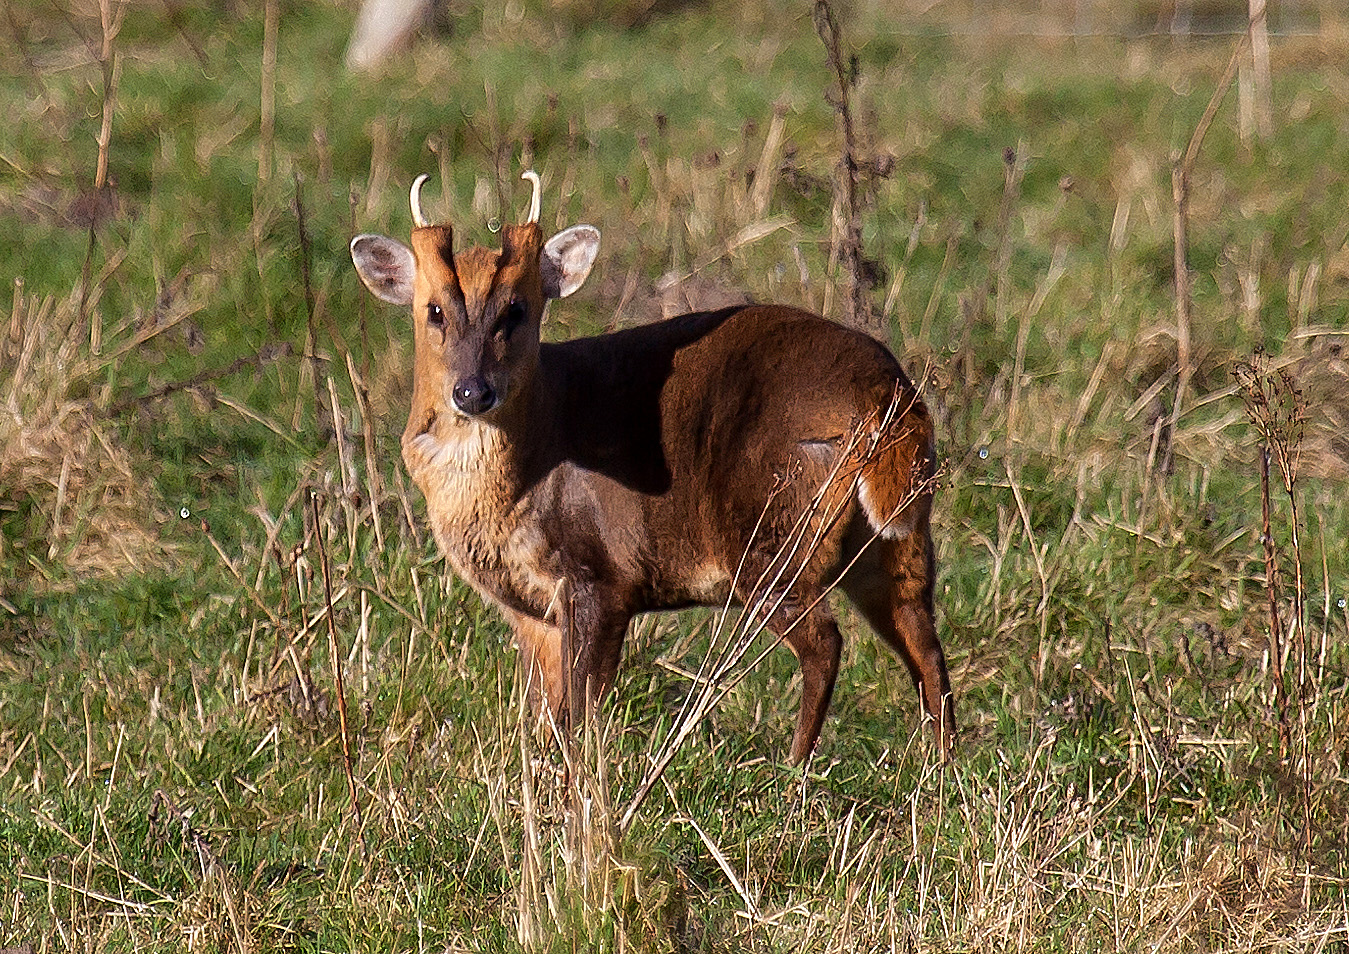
[2,0,1348,950]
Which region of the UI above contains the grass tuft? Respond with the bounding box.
[1,289,171,586]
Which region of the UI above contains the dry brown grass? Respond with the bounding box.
[1,290,170,583]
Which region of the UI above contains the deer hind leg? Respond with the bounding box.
[840,526,956,759]
[740,583,844,765]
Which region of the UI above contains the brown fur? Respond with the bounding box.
[355,217,955,764]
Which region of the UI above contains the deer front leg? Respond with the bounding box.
[510,614,567,729]
[510,593,631,737]
[561,589,633,732]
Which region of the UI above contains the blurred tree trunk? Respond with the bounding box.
[346,0,433,72]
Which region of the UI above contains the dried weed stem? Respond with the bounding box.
[1167,36,1246,472]
[1236,352,1312,853]
[79,0,126,352]
[814,0,875,335]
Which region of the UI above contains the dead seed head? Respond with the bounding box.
[1235,347,1308,485]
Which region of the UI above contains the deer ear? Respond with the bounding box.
[351,234,416,305]
[541,225,600,300]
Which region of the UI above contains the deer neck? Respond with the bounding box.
[400,367,557,521]
[401,370,567,621]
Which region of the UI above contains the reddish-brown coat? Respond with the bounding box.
[353,211,955,764]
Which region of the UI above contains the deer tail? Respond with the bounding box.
[855,387,936,541]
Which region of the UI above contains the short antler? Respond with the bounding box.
[521,169,541,225]
[410,173,430,229]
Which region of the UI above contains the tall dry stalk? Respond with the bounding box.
[78,0,127,353]
[311,493,369,859]
[294,175,333,436]
[994,143,1027,336]
[1246,0,1273,141]
[1235,352,1311,853]
[1257,445,1291,753]
[1166,37,1247,473]
[813,0,877,336]
[259,0,278,182]
[751,101,788,221]
[92,0,122,198]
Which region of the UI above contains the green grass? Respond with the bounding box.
[3,1,1349,950]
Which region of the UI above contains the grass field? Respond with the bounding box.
[2,0,1349,950]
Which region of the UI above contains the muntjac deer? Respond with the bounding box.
[351,172,955,763]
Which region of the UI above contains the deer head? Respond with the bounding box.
[351,172,600,419]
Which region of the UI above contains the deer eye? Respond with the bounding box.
[496,299,527,340]
[427,302,445,331]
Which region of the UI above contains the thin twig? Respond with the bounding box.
[311,492,368,859]
[294,173,332,437]
[110,342,294,414]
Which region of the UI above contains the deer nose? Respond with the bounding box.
[451,376,497,416]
